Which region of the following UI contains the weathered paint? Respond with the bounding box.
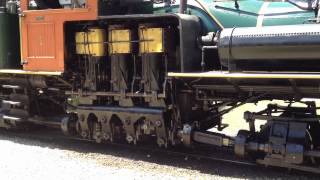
[20,0,98,72]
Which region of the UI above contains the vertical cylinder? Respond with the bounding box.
[0,0,6,12]
[6,0,17,14]
[139,25,165,94]
[110,55,131,92]
[108,26,134,95]
[141,53,163,93]
[179,0,188,14]
[139,24,166,107]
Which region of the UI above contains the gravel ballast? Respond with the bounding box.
[0,130,318,180]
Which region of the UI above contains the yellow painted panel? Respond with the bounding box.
[139,27,164,53]
[108,29,131,54]
[76,28,106,57]
[75,32,86,55]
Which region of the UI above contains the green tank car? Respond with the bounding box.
[154,0,316,32]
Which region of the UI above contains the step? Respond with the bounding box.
[2,100,22,106]
[2,85,22,89]
[2,115,23,122]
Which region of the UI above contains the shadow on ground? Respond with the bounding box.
[0,129,318,180]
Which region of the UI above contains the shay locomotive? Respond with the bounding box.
[1,0,320,173]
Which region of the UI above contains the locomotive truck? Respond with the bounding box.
[1,0,320,173]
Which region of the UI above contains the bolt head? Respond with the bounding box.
[126,135,134,143]
[155,120,162,127]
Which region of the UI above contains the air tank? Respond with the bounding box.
[0,10,20,69]
[217,24,320,71]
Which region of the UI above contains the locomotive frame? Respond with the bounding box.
[1,0,320,174]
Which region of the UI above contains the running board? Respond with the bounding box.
[0,69,62,76]
[168,71,320,79]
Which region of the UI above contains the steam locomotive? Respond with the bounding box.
[1,0,320,173]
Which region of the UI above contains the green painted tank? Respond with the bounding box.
[154,0,316,33]
[0,11,20,69]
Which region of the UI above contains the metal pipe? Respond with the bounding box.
[317,1,320,23]
[192,131,233,147]
[179,0,187,14]
[0,0,6,12]
[201,46,218,71]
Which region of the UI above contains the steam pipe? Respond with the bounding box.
[0,0,6,12]
[179,0,187,14]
